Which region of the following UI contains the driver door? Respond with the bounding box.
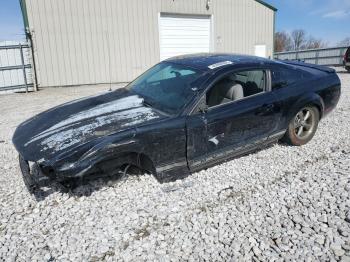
[186,69,281,171]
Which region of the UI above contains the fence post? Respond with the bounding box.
[340,48,344,65]
[315,50,319,65]
[19,43,28,93]
[28,30,38,92]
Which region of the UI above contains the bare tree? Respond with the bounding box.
[337,37,350,47]
[274,31,293,52]
[275,29,330,52]
[306,37,328,49]
[291,30,307,51]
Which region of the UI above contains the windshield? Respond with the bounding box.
[128,62,204,115]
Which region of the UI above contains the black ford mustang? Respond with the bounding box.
[13,54,341,191]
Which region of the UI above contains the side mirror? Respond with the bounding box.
[197,97,208,113]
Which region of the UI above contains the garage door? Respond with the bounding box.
[159,14,211,61]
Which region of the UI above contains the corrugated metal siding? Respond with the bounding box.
[275,47,348,66]
[24,0,274,87]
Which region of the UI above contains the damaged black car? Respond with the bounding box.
[13,54,341,192]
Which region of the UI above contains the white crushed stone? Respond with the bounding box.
[0,75,349,261]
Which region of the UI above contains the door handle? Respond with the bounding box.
[255,104,274,115]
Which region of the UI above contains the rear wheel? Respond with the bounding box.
[283,106,320,146]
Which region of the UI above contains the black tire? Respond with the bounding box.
[346,66,350,73]
[283,106,320,146]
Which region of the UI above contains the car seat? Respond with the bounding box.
[207,75,244,107]
[244,71,265,96]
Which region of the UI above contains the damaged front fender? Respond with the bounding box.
[53,130,152,180]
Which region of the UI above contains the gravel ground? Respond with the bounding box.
[0,74,349,261]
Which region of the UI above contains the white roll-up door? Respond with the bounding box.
[159,14,211,61]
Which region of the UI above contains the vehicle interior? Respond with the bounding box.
[206,70,266,108]
[144,67,200,110]
[131,63,203,114]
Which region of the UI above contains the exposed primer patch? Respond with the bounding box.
[25,95,143,146]
[36,158,45,164]
[75,166,93,177]
[105,140,136,149]
[209,136,219,146]
[40,106,158,152]
[53,95,144,129]
[208,61,233,69]
[59,162,75,171]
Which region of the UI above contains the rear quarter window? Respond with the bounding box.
[271,67,311,90]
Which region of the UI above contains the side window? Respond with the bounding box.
[271,68,302,90]
[206,70,266,108]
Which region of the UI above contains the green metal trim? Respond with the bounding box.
[255,0,277,12]
[19,0,29,31]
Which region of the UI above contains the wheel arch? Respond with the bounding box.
[289,92,325,121]
[125,152,157,174]
[76,135,158,178]
[91,150,157,178]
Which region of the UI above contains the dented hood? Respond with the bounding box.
[12,89,165,162]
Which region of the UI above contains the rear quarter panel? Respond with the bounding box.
[315,73,341,116]
[270,65,341,130]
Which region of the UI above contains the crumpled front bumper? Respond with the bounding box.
[18,155,51,192]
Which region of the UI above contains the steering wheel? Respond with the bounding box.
[160,71,182,92]
[171,70,181,78]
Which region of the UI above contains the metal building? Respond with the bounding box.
[20,0,276,88]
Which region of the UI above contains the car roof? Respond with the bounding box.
[165,53,277,72]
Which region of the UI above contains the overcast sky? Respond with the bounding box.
[0,0,349,45]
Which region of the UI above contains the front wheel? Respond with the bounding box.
[283,106,320,146]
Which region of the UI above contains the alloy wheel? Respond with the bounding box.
[293,108,316,140]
